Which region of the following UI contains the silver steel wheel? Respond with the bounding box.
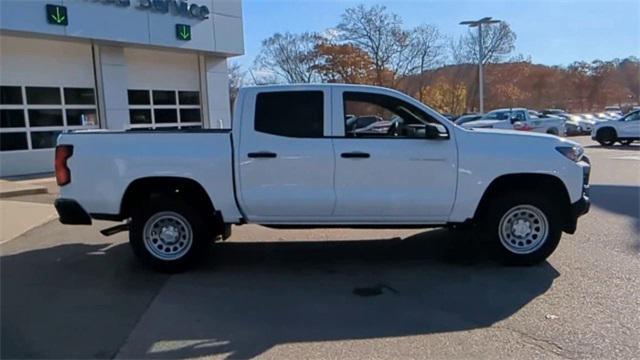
[498,205,549,255]
[143,211,193,261]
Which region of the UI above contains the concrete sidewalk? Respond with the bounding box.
[0,199,58,244]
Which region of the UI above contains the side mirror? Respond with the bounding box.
[424,123,443,139]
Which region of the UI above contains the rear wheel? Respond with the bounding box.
[130,195,209,272]
[596,128,617,146]
[479,191,562,266]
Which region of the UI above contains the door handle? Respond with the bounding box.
[341,152,370,159]
[247,151,277,158]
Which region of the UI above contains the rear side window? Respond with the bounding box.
[254,91,324,137]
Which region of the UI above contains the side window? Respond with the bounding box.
[255,91,324,138]
[343,92,442,138]
[515,111,526,121]
[624,112,640,121]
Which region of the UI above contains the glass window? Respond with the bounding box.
[64,88,95,105]
[128,90,150,105]
[26,87,61,105]
[180,109,201,123]
[1,132,28,151]
[130,109,152,124]
[1,110,26,128]
[255,91,324,138]
[31,131,61,149]
[179,91,200,105]
[66,109,97,126]
[28,109,63,127]
[154,109,178,123]
[152,90,176,105]
[624,112,640,121]
[343,92,440,138]
[0,86,23,104]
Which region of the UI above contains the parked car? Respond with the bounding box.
[541,109,568,117]
[54,84,590,271]
[454,113,483,125]
[604,106,623,117]
[562,115,583,136]
[462,108,565,136]
[592,110,640,146]
[576,114,597,134]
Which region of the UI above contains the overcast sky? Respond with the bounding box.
[235,0,639,69]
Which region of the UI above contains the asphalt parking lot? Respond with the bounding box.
[1,136,638,359]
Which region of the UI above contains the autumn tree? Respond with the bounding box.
[311,42,377,84]
[421,81,467,114]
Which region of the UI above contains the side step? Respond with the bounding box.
[100,222,130,237]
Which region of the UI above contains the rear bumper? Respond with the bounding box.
[54,198,92,225]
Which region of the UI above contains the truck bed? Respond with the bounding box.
[57,130,243,223]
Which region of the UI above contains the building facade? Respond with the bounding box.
[0,0,243,176]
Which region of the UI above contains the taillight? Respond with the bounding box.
[55,145,73,186]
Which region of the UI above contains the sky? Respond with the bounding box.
[236,0,639,71]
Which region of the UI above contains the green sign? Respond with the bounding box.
[46,4,68,26]
[176,24,191,41]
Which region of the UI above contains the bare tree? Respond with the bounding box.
[457,22,517,65]
[228,61,244,109]
[254,32,323,83]
[402,24,446,101]
[337,4,406,86]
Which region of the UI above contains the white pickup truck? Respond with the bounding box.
[462,108,565,136]
[55,84,590,272]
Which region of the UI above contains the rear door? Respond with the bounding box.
[237,88,335,222]
[331,88,457,223]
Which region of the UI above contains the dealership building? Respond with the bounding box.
[0,0,244,176]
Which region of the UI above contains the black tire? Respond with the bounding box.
[546,128,559,136]
[479,191,562,266]
[129,195,209,272]
[596,128,617,146]
[620,139,633,146]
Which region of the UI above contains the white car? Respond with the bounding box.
[592,110,640,146]
[604,106,623,117]
[54,84,590,271]
[462,108,565,136]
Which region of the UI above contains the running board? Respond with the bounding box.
[100,222,130,237]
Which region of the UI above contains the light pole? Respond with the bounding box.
[460,17,501,113]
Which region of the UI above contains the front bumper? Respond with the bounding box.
[564,161,591,233]
[54,198,92,225]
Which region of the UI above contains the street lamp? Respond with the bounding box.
[460,17,501,113]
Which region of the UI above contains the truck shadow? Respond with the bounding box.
[1,229,559,359]
[589,184,640,252]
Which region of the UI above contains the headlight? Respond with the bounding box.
[556,145,584,162]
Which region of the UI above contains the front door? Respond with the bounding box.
[619,111,640,138]
[238,89,335,222]
[331,89,458,223]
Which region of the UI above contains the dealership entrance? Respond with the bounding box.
[0,0,244,176]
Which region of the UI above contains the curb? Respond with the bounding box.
[0,186,48,199]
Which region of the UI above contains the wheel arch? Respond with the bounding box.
[474,173,573,232]
[120,177,220,227]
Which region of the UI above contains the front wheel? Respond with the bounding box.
[480,192,562,266]
[129,196,208,272]
[596,128,617,146]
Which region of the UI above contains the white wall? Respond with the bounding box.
[0,0,244,56]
